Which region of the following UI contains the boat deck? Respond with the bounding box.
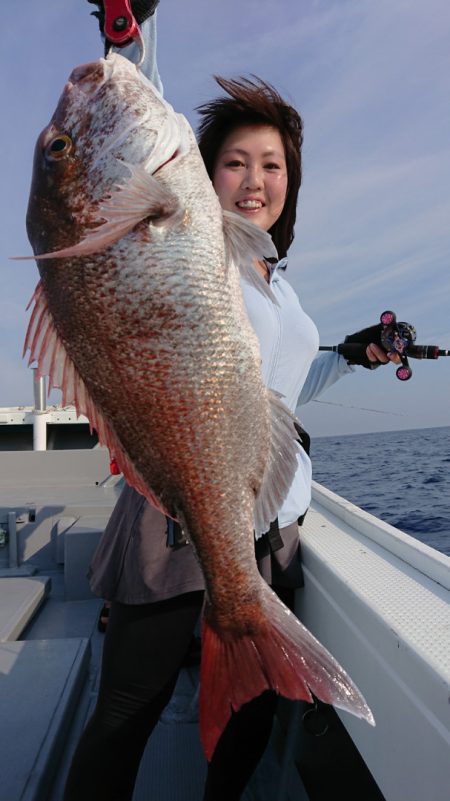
[11,570,299,801]
[0,450,309,801]
[0,448,449,801]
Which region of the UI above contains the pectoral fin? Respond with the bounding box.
[253,390,300,536]
[13,163,180,261]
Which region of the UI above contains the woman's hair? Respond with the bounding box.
[196,76,303,259]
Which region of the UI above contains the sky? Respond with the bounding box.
[1,0,449,437]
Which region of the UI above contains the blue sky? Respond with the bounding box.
[1,0,449,436]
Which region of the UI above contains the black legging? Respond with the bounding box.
[63,591,278,801]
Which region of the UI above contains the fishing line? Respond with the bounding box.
[311,399,404,416]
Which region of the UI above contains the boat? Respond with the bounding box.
[0,376,449,801]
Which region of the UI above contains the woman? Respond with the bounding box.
[64,5,395,800]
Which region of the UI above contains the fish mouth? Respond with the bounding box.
[67,60,108,97]
[67,55,139,98]
[68,55,133,97]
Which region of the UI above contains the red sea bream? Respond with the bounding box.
[21,53,374,758]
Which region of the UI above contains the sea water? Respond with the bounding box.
[311,425,450,557]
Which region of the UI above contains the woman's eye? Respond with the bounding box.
[225,160,243,168]
[45,134,73,161]
[265,162,280,170]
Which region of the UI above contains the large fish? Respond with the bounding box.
[22,54,374,758]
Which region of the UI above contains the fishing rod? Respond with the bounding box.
[320,310,450,381]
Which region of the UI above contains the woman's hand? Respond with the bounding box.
[366,342,401,366]
[343,323,402,369]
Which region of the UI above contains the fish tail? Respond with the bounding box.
[199,583,374,761]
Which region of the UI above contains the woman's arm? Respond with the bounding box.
[299,321,401,406]
[298,352,354,406]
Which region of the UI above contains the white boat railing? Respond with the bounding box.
[296,482,450,801]
[0,370,89,452]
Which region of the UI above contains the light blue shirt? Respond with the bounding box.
[242,262,353,524]
[119,15,354,524]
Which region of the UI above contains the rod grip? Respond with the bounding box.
[407,345,439,360]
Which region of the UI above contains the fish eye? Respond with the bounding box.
[45,134,73,160]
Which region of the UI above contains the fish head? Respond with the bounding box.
[26,53,195,258]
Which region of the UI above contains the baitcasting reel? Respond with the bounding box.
[379,310,416,381]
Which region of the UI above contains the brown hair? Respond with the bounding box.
[196,76,303,259]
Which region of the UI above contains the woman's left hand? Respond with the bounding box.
[343,323,403,368]
[366,342,401,366]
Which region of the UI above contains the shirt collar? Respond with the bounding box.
[264,257,288,282]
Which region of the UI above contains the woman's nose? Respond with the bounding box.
[241,165,262,190]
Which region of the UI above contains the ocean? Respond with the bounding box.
[310,425,450,557]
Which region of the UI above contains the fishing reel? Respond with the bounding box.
[320,310,449,381]
[379,310,416,381]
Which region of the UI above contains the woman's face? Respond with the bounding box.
[212,125,288,232]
